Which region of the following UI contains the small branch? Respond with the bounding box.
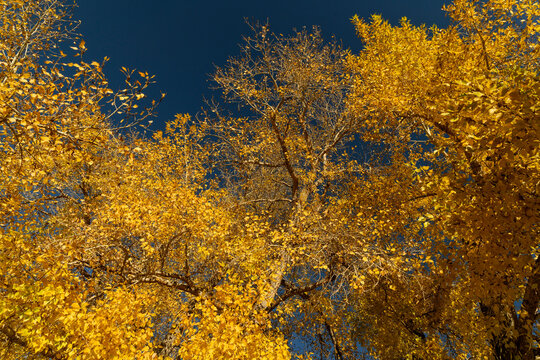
[268,112,299,199]
[234,159,286,168]
[266,271,333,312]
[126,272,200,297]
[238,198,293,206]
[325,322,345,360]
[0,325,66,360]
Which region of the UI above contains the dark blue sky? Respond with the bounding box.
[75,0,449,126]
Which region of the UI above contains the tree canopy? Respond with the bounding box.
[0,0,538,359]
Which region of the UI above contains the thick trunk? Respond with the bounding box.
[484,257,540,360]
[515,257,540,360]
[258,250,290,310]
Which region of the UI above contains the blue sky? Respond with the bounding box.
[75,0,449,127]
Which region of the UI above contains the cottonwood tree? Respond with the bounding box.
[204,24,401,358]
[346,0,539,358]
[0,1,165,358]
[0,2,293,359]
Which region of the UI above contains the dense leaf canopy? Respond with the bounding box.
[0,1,538,359]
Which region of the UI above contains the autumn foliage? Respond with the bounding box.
[0,0,538,359]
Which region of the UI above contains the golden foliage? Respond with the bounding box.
[1,1,538,359]
[347,0,539,358]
